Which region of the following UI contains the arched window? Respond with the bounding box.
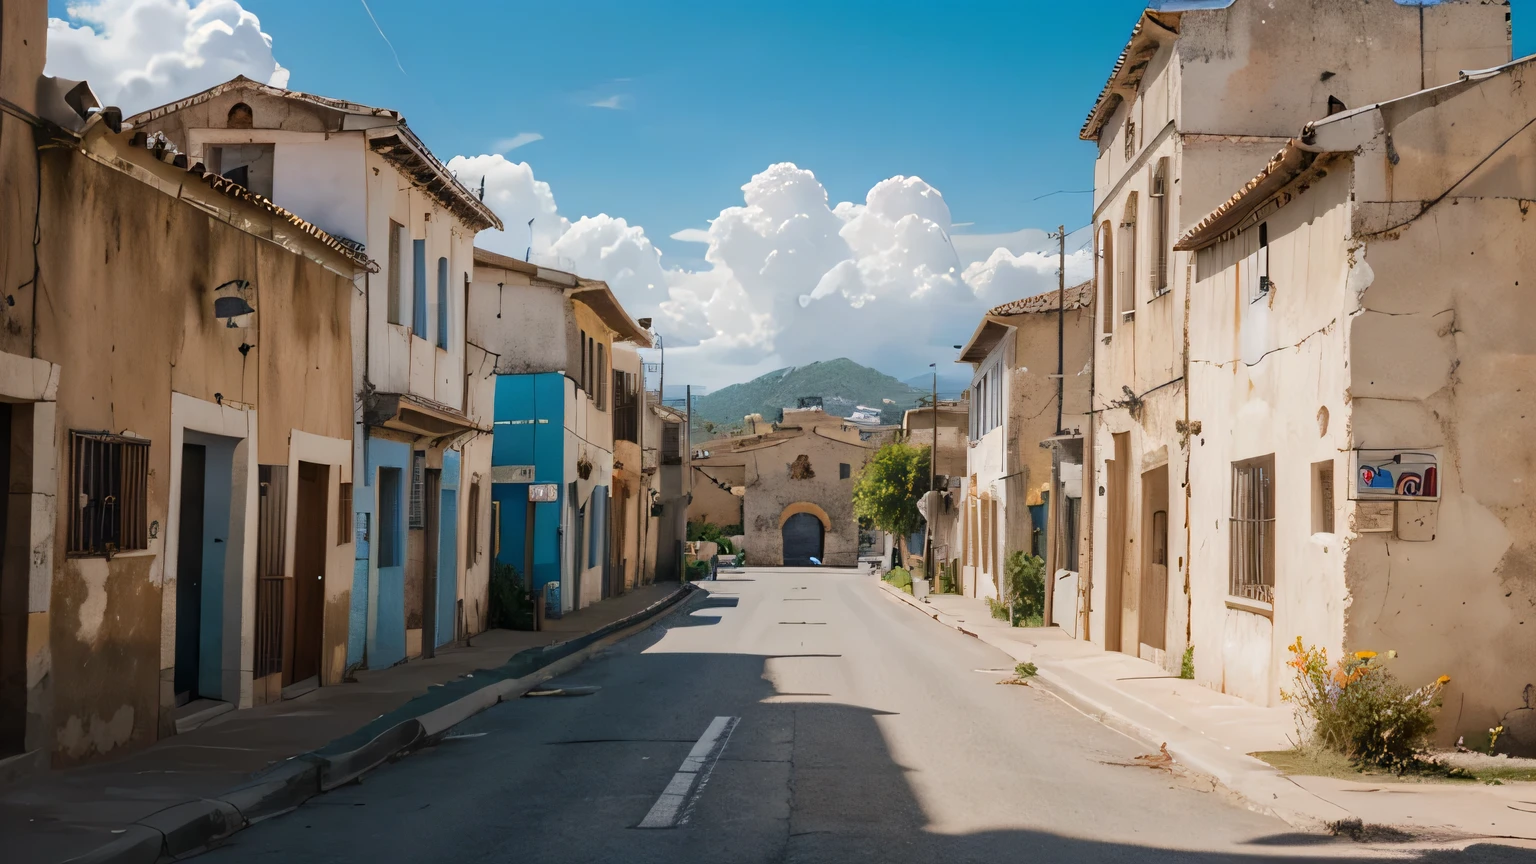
[1119,194,1138,316]
[227,102,254,129]
[1151,159,1169,296]
[1099,221,1114,334]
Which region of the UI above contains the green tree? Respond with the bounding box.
[851,441,931,567]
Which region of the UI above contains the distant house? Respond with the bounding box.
[690,407,874,567]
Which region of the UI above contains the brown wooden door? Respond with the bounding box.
[1139,464,1170,653]
[291,462,328,684]
[1104,433,1129,653]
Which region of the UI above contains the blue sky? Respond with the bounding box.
[45,0,1536,387]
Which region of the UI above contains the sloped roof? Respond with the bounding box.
[126,76,501,233]
[988,281,1093,316]
[1081,11,1179,141]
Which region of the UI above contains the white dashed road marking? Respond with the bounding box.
[636,715,739,829]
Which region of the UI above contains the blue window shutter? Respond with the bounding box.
[413,239,427,336]
[436,257,449,348]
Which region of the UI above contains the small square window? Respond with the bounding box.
[839,463,851,480]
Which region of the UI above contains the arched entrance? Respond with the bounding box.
[781,513,825,566]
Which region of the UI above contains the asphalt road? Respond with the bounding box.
[200,569,1536,863]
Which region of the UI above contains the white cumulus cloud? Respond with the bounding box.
[46,0,289,114]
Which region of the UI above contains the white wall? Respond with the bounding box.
[273,137,367,244]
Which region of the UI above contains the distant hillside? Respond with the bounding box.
[693,359,926,430]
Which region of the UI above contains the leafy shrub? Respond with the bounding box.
[685,559,711,582]
[1015,662,1038,679]
[688,521,736,554]
[488,562,536,631]
[1180,645,1195,680]
[885,567,913,594]
[1281,638,1450,771]
[986,596,1009,621]
[1004,552,1046,625]
[937,562,958,595]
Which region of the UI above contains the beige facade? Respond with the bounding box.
[901,401,968,569]
[692,409,874,567]
[1081,0,1510,672]
[0,57,364,769]
[1176,56,1536,740]
[956,284,1094,604]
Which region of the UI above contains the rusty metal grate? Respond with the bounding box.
[1230,456,1276,604]
[255,465,289,678]
[68,432,150,557]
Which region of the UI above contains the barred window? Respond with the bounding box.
[338,482,353,546]
[409,451,426,529]
[69,432,150,556]
[1230,455,1276,604]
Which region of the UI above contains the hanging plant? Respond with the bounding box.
[576,453,594,480]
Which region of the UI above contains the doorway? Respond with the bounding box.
[782,512,824,566]
[422,469,441,659]
[1104,433,1129,654]
[289,462,328,687]
[174,443,207,703]
[1139,465,1170,658]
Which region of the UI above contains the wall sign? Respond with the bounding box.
[1351,449,1439,501]
[528,483,560,502]
[491,465,536,484]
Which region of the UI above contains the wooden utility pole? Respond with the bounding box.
[1056,224,1066,435]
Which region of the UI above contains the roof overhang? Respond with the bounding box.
[957,317,1012,365]
[363,392,486,438]
[1175,140,1323,251]
[1081,11,1179,141]
[571,281,653,348]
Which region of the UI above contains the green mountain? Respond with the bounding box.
[693,358,927,431]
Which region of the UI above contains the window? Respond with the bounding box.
[839,463,851,480]
[467,481,481,565]
[596,343,607,410]
[1125,118,1137,162]
[68,432,149,556]
[489,499,501,561]
[1099,221,1114,334]
[378,467,402,568]
[338,482,354,546]
[579,329,588,393]
[588,336,596,400]
[387,221,405,325]
[208,143,274,198]
[1257,223,1271,300]
[1230,455,1276,604]
[1151,510,1168,566]
[436,257,449,348]
[613,371,639,442]
[409,451,426,529]
[1063,495,1082,572]
[1151,159,1169,296]
[412,239,427,337]
[1312,459,1335,534]
[227,102,253,129]
[1119,194,1138,317]
[662,422,681,465]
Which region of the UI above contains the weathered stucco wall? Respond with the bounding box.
[34,138,355,765]
[1188,166,1355,707]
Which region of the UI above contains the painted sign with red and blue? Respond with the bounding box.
[1352,449,1439,501]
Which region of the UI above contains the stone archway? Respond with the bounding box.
[779,503,831,566]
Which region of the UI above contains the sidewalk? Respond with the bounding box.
[2,581,693,864]
[877,580,1536,842]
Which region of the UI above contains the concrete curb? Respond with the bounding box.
[59,583,698,864]
[873,579,1343,831]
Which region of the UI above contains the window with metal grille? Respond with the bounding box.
[409,451,425,529]
[1151,159,1169,296]
[68,432,150,557]
[1230,455,1276,604]
[338,482,353,546]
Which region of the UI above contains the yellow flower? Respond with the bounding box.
[1355,651,1377,660]
[1437,675,1451,685]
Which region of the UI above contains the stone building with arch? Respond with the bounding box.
[688,407,875,567]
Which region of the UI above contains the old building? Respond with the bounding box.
[0,3,367,768]
[467,248,653,613]
[955,283,1094,604]
[652,401,691,580]
[1174,55,1536,739]
[691,407,874,567]
[127,77,503,673]
[1080,0,1510,668]
[901,399,968,574]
